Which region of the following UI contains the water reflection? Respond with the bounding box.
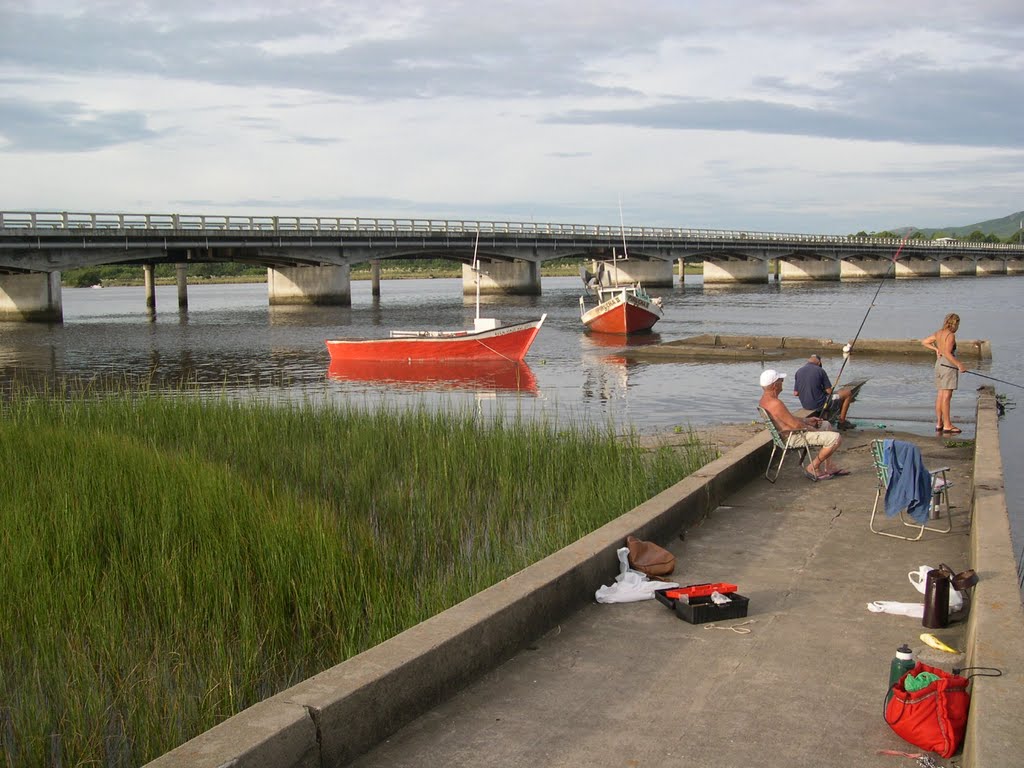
[327,358,539,394]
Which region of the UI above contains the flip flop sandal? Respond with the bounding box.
[943,427,963,434]
[803,467,833,481]
[829,468,851,477]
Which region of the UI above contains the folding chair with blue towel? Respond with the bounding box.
[869,438,952,541]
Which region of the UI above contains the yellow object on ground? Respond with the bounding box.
[920,633,960,654]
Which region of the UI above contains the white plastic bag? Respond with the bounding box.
[595,547,679,604]
[908,565,964,612]
[867,601,925,617]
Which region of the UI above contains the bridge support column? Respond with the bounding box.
[677,259,685,284]
[371,260,381,297]
[144,264,156,311]
[894,257,939,278]
[176,264,188,309]
[976,258,1006,276]
[777,257,840,281]
[0,271,63,322]
[702,258,768,284]
[598,259,673,287]
[840,258,891,280]
[463,260,540,295]
[267,265,351,305]
[939,257,975,277]
[1006,258,1024,275]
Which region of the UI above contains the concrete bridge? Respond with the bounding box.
[2,210,1023,321]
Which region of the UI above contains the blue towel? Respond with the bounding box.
[883,439,933,524]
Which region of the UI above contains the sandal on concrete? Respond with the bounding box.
[943,427,963,434]
[804,467,832,481]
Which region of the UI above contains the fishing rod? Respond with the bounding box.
[939,363,1024,390]
[822,234,912,417]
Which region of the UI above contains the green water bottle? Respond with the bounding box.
[886,644,915,703]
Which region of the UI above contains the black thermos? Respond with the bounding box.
[922,569,950,628]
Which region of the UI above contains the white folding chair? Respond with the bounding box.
[758,406,810,483]
[869,439,952,541]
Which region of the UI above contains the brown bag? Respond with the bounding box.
[626,535,676,578]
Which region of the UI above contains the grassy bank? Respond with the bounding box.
[0,385,715,766]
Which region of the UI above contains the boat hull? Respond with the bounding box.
[582,292,662,334]
[326,317,545,362]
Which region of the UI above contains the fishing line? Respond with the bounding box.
[823,235,912,415]
[939,363,1024,390]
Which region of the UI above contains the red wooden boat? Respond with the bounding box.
[325,315,546,362]
[579,259,663,334]
[327,358,539,393]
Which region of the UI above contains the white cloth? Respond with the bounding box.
[867,601,925,617]
[595,546,679,603]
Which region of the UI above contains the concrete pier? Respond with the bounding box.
[144,264,156,311]
[895,257,940,278]
[840,258,892,280]
[778,256,841,281]
[702,258,768,284]
[976,258,1007,276]
[146,389,1022,768]
[176,264,188,309]
[940,257,976,277]
[462,259,541,295]
[0,271,63,322]
[597,258,674,287]
[267,265,351,305]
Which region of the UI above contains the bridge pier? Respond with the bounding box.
[267,265,351,305]
[1007,258,1024,275]
[702,258,768,284]
[462,260,540,295]
[777,256,840,281]
[597,259,674,288]
[976,258,1007,276]
[839,258,891,280]
[176,264,188,309]
[939,257,975,277]
[0,272,63,322]
[371,260,381,297]
[144,264,156,311]
[894,257,940,278]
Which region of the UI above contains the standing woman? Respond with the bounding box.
[921,312,968,434]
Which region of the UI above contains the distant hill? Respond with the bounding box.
[893,210,1024,240]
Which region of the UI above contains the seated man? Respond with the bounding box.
[793,354,857,429]
[759,369,847,480]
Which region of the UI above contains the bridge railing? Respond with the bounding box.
[1,211,1021,251]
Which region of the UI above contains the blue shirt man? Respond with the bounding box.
[794,354,831,411]
[793,354,857,428]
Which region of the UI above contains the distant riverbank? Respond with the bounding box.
[72,262,705,287]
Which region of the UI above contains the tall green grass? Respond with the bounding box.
[0,385,714,766]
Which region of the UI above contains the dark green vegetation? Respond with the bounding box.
[885,209,1024,242]
[0,386,714,766]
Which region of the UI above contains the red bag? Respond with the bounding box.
[884,661,970,758]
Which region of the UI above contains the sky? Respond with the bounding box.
[1,0,1022,235]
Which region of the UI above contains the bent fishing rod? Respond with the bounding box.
[939,363,1024,390]
[822,235,912,415]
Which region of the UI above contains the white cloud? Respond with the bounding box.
[0,0,1022,233]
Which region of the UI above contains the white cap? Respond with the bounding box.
[759,369,786,387]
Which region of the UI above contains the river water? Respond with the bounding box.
[2,274,1022,572]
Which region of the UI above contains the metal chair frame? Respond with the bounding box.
[869,439,952,541]
[758,406,810,483]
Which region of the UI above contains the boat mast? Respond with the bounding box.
[616,196,629,285]
[473,230,481,321]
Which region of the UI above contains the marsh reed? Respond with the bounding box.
[0,383,714,766]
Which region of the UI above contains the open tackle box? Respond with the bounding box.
[654,582,750,624]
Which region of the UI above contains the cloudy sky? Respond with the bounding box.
[1,0,1022,234]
